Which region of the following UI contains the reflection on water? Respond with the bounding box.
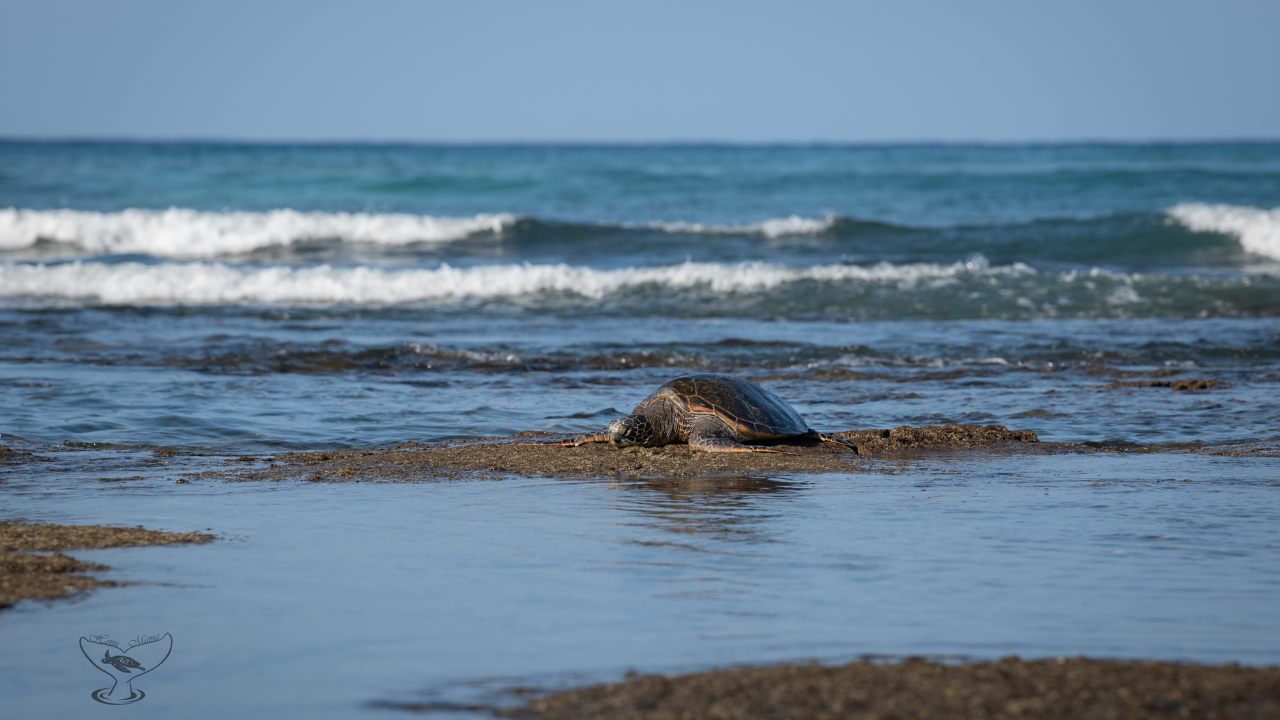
[610,475,801,546]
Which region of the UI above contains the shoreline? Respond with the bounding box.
[0,521,214,611]
[374,656,1280,719]
[481,656,1280,720]
[170,423,1278,484]
[7,423,1275,485]
[215,424,1052,483]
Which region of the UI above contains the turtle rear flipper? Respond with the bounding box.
[810,430,858,453]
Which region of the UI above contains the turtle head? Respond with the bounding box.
[607,415,655,447]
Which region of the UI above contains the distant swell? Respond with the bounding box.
[0,208,517,257]
[1167,203,1280,260]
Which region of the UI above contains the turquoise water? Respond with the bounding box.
[1,142,1279,716]
[5,142,1279,225]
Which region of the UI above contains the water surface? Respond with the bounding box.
[2,142,1278,716]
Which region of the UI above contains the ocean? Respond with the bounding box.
[2,141,1279,717]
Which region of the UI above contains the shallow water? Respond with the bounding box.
[2,314,1277,452]
[3,453,1279,718]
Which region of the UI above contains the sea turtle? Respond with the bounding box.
[102,649,144,673]
[532,374,857,454]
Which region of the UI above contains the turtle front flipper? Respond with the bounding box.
[566,432,616,446]
[522,432,615,447]
[688,428,802,455]
[521,414,664,449]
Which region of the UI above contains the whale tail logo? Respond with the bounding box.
[80,634,172,705]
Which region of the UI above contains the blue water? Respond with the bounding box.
[1,142,1279,717]
[5,142,1280,224]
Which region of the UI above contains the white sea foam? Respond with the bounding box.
[645,215,838,238]
[0,208,517,258]
[0,257,1035,306]
[1167,203,1280,261]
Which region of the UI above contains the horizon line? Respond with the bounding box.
[3,135,1280,148]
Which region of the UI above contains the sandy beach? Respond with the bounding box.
[487,656,1280,720]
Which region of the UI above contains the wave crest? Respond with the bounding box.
[645,215,839,238]
[4,257,1275,319]
[0,208,517,258]
[0,257,1032,306]
[1167,203,1280,261]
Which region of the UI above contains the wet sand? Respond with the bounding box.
[0,521,213,610]
[216,424,1058,483]
[482,656,1280,720]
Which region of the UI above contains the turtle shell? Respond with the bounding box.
[104,651,143,669]
[634,374,810,440]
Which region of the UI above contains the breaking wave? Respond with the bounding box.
[0,257,1023,306]
[0,208,897,260]
[2,256,1276,319]
[9,205,1280,265]
[1167,203,1280,261]
[0,208,518,258]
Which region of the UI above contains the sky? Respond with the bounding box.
[2,0,1278,143]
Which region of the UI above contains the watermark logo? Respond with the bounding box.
[80,633,172,705]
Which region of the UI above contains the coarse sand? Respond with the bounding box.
[223,424,1058,483]
[493,656,1280,720]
